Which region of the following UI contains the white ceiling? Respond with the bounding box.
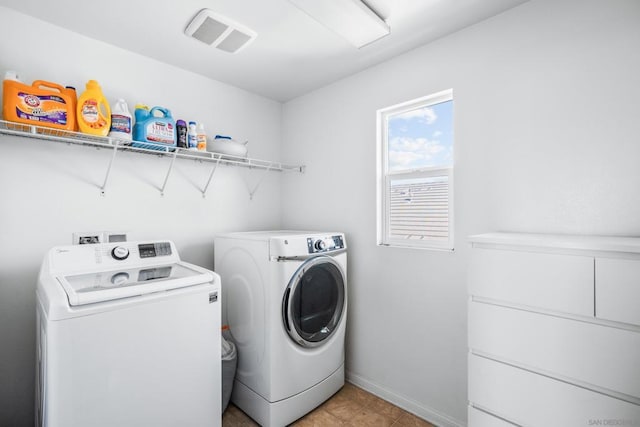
[0,0,528,101]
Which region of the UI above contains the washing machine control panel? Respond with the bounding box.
[138,242,172,258]
[307,235,345,254]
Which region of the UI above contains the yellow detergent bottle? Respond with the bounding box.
[77,80,111,136]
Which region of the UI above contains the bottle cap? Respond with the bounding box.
[4,70,21,82]
[86,80,101,89]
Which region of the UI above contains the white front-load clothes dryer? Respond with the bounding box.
[214,231,347,426]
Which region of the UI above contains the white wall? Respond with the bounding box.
[281,0,640,425]
[3,1,640,426]
[0,7,284,426]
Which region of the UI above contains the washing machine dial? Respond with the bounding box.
[110,272,130,286]
[111,246,130,261]
[314,238,335,252]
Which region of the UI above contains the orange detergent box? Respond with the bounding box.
[2,79,76,131]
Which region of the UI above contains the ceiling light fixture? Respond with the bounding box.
[185,9,257,53]
[288,0,390,48]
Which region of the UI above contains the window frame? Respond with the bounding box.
[376,89,454,251]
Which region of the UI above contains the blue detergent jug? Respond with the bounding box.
[132,106,177,151]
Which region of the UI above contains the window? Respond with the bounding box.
[376,89,454,250]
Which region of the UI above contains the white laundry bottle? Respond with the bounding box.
[108,99,133,141]
[187,121,198,150]
[196,122,207,151]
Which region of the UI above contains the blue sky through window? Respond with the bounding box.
[387,100,453,172]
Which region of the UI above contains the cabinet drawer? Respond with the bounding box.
[596,258,640,326]
[468,407,513,427]
[469,249,594,316]
[469,355,640,427]
[469,301,640,398]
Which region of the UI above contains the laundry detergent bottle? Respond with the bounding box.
[65,86,78,131]
[3,72,77,131]
[108,99,132,141]
[187,121,198,150]
[77,80,111,136]
[196,122,207,151]
[132,106,176,148]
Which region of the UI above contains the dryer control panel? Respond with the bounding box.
[266,232,346,259]
[307,235,345,254]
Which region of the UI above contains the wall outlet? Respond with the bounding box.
[105,232,127,243]
[72,231,128,245]
[72,232,104,245]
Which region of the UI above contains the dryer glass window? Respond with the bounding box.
[284,258,345,347]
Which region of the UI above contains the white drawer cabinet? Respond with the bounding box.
[469,248,593,316]
[469,355,640,427]
[468,407,513,427]
[469,301,640,399]
[596,258,640,327]
[468,233,640,427]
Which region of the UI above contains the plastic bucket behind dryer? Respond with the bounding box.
[221,326,237,413]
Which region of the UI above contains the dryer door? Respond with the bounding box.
[283,256,346,348]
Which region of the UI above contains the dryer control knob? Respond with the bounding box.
[111,246,130,260]
[314,238,335,251]
[323,238,335,249]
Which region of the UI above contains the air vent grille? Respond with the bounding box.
[192,17,229,45]
[217,29,253,53]
[185,9,257,53]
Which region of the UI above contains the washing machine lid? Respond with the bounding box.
[58,262,211,306]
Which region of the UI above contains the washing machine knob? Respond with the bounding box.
[314,238,335,251]
[111,246,130,260]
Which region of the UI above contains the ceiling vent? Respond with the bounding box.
[185,9,257,53]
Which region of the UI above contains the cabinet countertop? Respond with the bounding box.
[469,232,640,255]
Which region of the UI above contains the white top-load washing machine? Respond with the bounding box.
[36,240,222,427]
[214,231,347,426]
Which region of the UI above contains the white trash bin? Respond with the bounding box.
[221,330,237,413]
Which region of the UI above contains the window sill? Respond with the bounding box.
[377,242,455,252]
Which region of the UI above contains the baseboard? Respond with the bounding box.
[345,370,466,427]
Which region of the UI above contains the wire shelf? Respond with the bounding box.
[0,120,304,172]
[0,120,304,198]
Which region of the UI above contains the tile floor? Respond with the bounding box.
[222,382,436,427]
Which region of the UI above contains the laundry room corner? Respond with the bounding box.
[280,0,640,425]
[0,6,285,426]
[1,0,639,426]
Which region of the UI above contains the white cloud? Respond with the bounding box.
[388,150,424,168]
[388,136,448,170]
[392,107,437,124]
[432,130,443,138]
[389,137,444,155]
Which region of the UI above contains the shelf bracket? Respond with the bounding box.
[100,142,119,196]
[245,163,273,200]
[201,156,221,198]
[159,150,178,196]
